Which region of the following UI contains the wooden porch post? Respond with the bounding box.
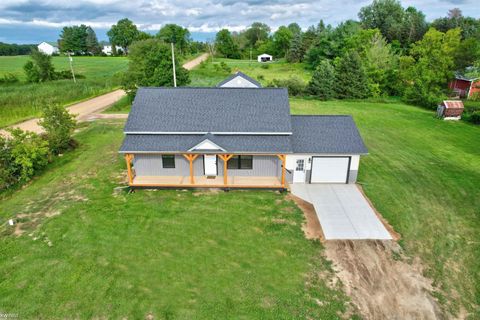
[125,154,134,185]
[277,154,286,187]
[219,154,233,185]
[182,154,199,184]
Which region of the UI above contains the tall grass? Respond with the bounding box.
[0,79,120,127]
[0,56,128,127]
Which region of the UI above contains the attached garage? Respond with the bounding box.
[310,157,350,183]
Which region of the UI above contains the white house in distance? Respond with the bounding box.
[102,45,125,55]
[257,53,272,63]
[37,42,59,55]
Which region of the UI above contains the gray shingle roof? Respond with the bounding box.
[290,115,368,154]
[119,134,293,153]
[124,87,291,133]
[216,71,262,87]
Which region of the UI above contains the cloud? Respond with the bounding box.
[0,0,479,43]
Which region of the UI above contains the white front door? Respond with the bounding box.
[293,158,306,183]
[204,155,217,176]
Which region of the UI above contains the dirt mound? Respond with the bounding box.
[325,240,444,320]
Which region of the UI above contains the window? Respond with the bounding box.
[162,155,175,168]
[227,155,253,170]
[296,159,304,171]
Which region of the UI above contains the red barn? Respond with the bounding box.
[449,75,480,99]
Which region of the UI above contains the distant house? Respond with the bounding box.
[216,71,262,88]
[437,100,464,120]
[448,75,480,99]
[257,53,272,63]
[102,45,125,55]
[37,42,59,55]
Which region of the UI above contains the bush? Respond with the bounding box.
[39,105,77,154]
[0,73,19,85]
[268,77,306,96]
[0,129,50,190]
[261,64,270,69]
[469,111,480,124]
[257,75,265,80]
[220,61,231,73]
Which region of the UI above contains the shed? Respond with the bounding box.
[37,42,59,55]
[449,75,480,99]
[257,53,272,63]
[437,100,464,120]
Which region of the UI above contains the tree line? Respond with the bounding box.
[56,19,206,56]
[215,2,479,109]
[0,42,35,56]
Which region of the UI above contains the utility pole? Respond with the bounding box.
[171,42,177,87]
[68,52,76,83]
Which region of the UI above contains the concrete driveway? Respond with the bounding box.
[291,184,392,240]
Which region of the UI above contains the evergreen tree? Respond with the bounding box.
[287,33,304,62]
[85,27,100,55]
[307,60,335,99]
[334,51,370,99]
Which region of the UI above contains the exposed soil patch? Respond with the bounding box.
[325,240,444,320]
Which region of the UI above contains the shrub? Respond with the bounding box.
[257,75,265,80]
[261,64,270,69]
[220,61,231,73]
[469,111,480,124]
[269,77,306,96]
[39,105,77,154]
[23,50,56,83]
[0,73,19,85]
[0,129,50,189]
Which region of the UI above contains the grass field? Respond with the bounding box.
[0,56,128,80]
[0,121,351,319]
[290,98,480,316]
[189,58,311,87]
[0,56,128,128]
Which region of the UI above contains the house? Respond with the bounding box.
[119,87,368,189]
[37,42,59,55]
[437,100,464,120]
[257,53,272,63]
[216,71,262,88]
[448,75,480,99]
[102,45,125,56]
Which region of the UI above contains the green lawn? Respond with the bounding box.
[290,98,480,316]
[0,56,128,128]
[189,58,311,87]
[0,121,351,319]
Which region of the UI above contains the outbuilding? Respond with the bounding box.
[449,75,480,99]
[437,100,464,120]
[257,53,272,63]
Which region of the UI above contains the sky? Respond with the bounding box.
[0,0,479,44]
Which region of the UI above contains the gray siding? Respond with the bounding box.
[348,170,358,183]
[133,154,281,177]
[133,154,203,176]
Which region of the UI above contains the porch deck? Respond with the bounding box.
[131,175,283,188]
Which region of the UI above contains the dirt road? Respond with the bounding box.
[182,53,209,70]
[0,53,209,136]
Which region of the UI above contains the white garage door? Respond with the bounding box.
[311,157,350,183]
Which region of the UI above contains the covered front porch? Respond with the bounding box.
[124,153,287,189]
